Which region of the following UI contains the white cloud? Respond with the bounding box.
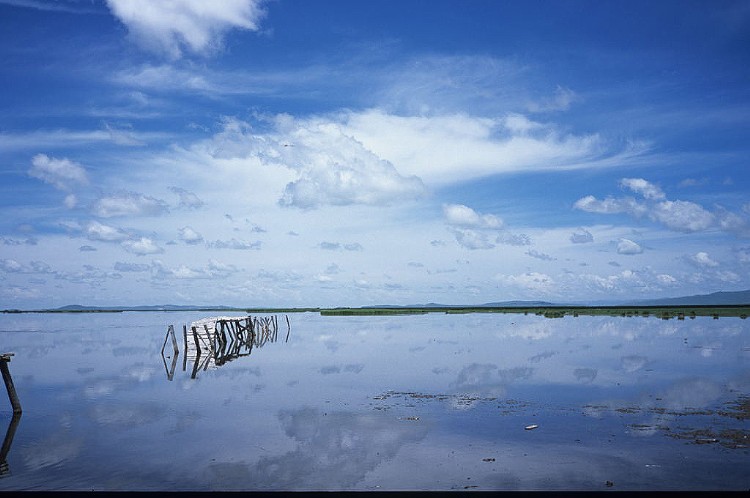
[575,178,748,235]
[496,232,531,246]
[573,195,647,216]
[169,186,205,209]
[92,192,170,218]
[526,249,555,261]
[342,109,644,186]
[28,154,88,191]
[656,274,677,285]
[570,228,594,244]
[207,238,261,250]
[443,204,502,229]
[617,238,643,255]
[688,251,719,267]
[650,200,715,232]
[114,262,151,272]
[0,259,23,273]
[619,178,665,200]
[106,0,266,59]
[85,221,129,242]
[448,228,495,250]
[274,118,426,209]
[443,204,506,250]
[497,272,556,295]
[178,226,203,245]
[122,237,164,256]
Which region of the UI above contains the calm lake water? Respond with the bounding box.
[0,311,748,491]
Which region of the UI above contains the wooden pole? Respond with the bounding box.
[0,354,22,414]
[192,326,201,355]
[182,325,188,372]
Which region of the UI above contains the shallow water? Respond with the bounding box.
[0,311,748,491]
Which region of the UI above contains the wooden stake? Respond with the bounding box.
[1,354,22,414]
[182,325,188,372]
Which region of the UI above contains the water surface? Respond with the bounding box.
[0,311,747,491]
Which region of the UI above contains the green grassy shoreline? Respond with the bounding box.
[2,304,749,319]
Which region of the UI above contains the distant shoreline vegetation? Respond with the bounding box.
[1,305,748,319]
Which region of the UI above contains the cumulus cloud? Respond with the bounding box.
[275,119,426,209]
[649,200,715,232]
[85,221,129,242]
[178,226,203,245]
[497,271,556,294]
[106,0,266,59]
[443,204,503,229]
[575,177,748,235]
[619,177,665,200]
[207,238,261,250]
[169,186,205,209]
[570,228,593,244]
[28,154,88,191]
[1,237,37,246]
[151,258,239,280]
[525,249,555,261]
[687,251,719,267]
[573,195,647,216]
[443,204,506,250]
[0,259,23,273]
[656,274,677,285]
[496,231,532,246]
[316,241,363,251]
[449,228,495,250]
[616,238,643,255]
[0,259,54,274]
[122,237,164,256]
[114,262,151,272]
[92,191,170,218]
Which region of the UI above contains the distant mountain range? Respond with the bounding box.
[4,289,748,313]
[621,289,750,306]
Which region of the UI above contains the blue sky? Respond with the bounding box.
[1,0,749,308]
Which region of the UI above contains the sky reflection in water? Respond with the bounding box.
[0,311,748,491]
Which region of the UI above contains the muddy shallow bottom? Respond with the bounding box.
[0,311,748,491]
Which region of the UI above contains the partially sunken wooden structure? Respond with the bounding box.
[161,315,290,381]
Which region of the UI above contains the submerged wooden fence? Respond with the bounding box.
[161,315,290,381]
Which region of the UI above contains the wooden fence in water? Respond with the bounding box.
[161,315,290,380]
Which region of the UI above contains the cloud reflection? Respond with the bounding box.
[206,407,427,490]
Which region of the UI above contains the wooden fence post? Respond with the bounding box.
[0,354,21,414]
